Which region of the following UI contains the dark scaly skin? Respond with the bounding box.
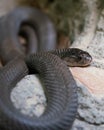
[0,7,57,64]
[0,7,92,130]
[0,53,78,130]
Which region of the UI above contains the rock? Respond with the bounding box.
[71,73,104,130]
[72,119,104,130]
[11,75,47,117]
[70,67,104,96]
[70,67,104,125]
[77,80,104,124]
[70,66,104,129]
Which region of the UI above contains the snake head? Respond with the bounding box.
[63,48,92,67]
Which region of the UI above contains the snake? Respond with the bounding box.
[0,7,92,130]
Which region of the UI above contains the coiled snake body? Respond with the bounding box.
[0,7,92,130]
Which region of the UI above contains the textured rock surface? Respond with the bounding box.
[11,75,46,117]
[70,67,104,96]
[76,80,104,124]
[72,119,104,130]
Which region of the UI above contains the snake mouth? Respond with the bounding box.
[79,52,92,66]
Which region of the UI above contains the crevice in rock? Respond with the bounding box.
[77,115,104,126]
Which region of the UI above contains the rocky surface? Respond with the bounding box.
[77,81,104,124]
[76,79,104,124]
[11,75,46,117]
[72,119,104,130]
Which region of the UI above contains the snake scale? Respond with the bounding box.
[0,7,92,130]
